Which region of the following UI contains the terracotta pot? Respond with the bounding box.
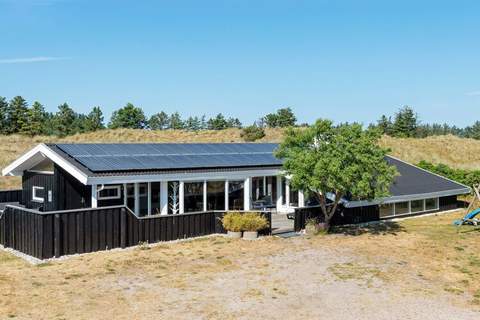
[242,231,258,240]
[227,231,242,238]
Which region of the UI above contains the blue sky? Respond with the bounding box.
[1,0,479,126]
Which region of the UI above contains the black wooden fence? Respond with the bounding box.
[0,189,22,203]
[0,205,271,260]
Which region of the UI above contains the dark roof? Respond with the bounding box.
[53,143,283,174]
[387,157,467,196]
[48,143,469,200]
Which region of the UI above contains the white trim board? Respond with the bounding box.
[2,144,89,185]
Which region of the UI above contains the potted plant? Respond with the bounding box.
[222,212,243,238]
[241,212,269,240]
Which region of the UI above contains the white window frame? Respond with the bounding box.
[380,197,440,218]
[32,186,45,203]
[97,185,122,200]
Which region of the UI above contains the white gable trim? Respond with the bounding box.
[2,143,89,185]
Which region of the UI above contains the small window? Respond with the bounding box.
[425,198,439,211]
[379,203,394,217]
[32,186,45,203]
[395,202,409,215]
[410,200,424,213]
[98,185,121,200]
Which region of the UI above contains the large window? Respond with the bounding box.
[381,198,440,218]
[228,180,244,210]
[266,176,277,204]
[184,182,204,213]
[207,181,225,210]
[126,184,135,212]
[251,177,265,201]
[151,182,161,215]
[394,202,409,215]
[138,183,148,216]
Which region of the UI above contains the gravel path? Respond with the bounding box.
[108,241,479,320]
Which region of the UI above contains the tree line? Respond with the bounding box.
[370,106,480,139]
[0,95,297,137]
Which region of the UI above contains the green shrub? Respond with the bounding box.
[222,212,244,232]
[240,125,265,142]
[417,161,480,187]
[241,212,268,232]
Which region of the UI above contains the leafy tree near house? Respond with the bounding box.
[149,111,169,130]
[240,124,265,141]
[23,101,47,136]
[275,119,398,229]
[392,106,418,138]
[109,103,147,129]
[264,107,296,128]
[84,106,105,132]
[169,112,184,129]
[6,96,29,134]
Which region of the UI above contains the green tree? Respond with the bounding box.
[392,106,418,138]
[7,96,29,134]
[84,106,105,132]
[227,117,242,128]
[275,119,398,229]
[207,113,228,130]
[465,121,480,140]
[108,103,147,129]
[263,107,296,128]
[149,111,169,130]
[240,124,265,141]
[376,115,393,135]
[168,112,184,129]
[185,116,202,131]
[23,101,47,136]
[0,97,8,134]
[53,103,77,136]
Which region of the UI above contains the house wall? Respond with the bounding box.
[54,165,91,210]
[22,171,56,211]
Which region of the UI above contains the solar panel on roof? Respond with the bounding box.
[55,143,282,172]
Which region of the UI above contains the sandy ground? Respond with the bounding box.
[1,211,479,319]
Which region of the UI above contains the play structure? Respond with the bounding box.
[453,185,480,226]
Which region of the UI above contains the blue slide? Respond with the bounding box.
[453,208,480,225]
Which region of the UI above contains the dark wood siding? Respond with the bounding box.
[22,171,55,211]
[294,195,460,231]
[54,165,91,210]
[0,206,272,259]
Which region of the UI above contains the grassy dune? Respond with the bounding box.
[0,129,478,189]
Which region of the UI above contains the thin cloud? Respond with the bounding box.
[0,56,70,64]
[465,90,480,96]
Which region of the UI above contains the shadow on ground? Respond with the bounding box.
[330,221,406,236]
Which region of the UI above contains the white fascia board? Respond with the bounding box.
[86,168,282,185]
[344,187,471,208]
[2,143,89,185]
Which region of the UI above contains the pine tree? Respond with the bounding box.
[108,103,147,129]
[376,115,393,135]
[53,103,77,136]
[207,113,228,130]
[168,112,184,129]
[392,106,418,138]
[149,111,169,130]
[85,106,105,132]
[185,116,201,131]
[7,96,29,134]
[0,97,8,134]
[23,101,47,136]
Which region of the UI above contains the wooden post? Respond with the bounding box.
[203,180,207,212]
[179,181,185,214]
[276,176,283,211]
[224,180,229,211]
[91,184,98,208]
[54,213,61,258]
[244,177,251,211]
[120,207,127,248]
